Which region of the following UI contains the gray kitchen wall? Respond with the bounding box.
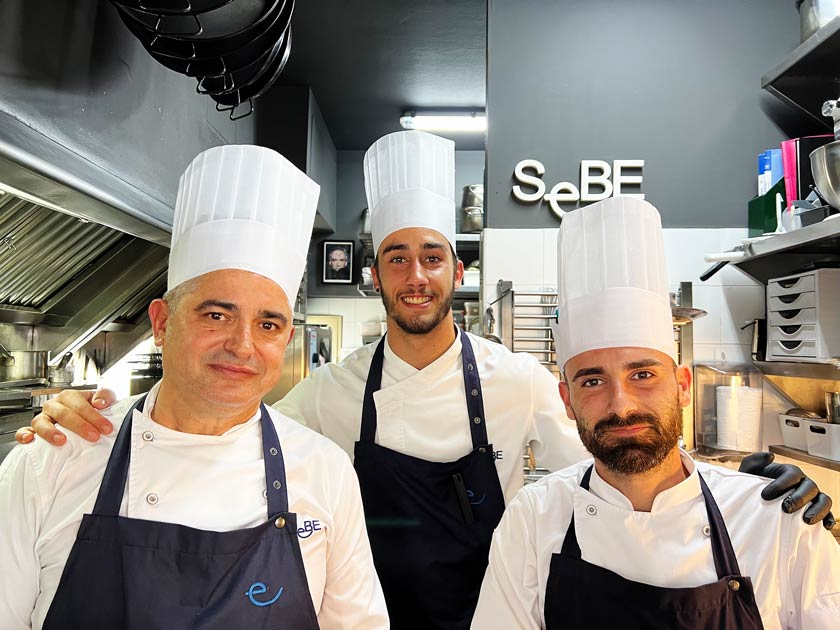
[486,0,806,228]
[307,149,485,297]
[0,0,254,232]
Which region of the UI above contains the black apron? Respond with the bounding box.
[43,396,320,630]
[353,329,506,629]
[543,465,765,630]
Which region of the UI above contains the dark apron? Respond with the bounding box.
[43,396,320,630]
[543,465,765,630]
[353,329,506,629]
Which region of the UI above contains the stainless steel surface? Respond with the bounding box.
[263,324,305,405]
[769,443,840,472]
[810,140,840,208]
[797,0,840,42]
[0,351,48,381]
[460,206,484,233]
[731,214,840,283]
[0,388,31,403]
[460,184,484,209]
[755,361,840,417]
[786,406,824,418]
[0,378,49,388]
[826,390,840,423]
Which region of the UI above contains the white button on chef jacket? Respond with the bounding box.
[275,331,590,505]
[0,384,388,630]
[471,450,840,630]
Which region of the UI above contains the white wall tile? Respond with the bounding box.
[720,285,766,345]
[307,297,330,314]
[356,298,386,322]
[689,284,722,345]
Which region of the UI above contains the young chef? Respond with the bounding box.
[0,145,388,629]
[16,132,835,627]
[471,196,840,630]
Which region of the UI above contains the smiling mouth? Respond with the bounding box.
[401,295,433,305]
[210,364,259,376]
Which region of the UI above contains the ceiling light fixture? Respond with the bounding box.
[399,111,486,133]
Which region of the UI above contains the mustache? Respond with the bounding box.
[593,412,661,436]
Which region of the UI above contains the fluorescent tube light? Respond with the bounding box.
[400,111,486,133]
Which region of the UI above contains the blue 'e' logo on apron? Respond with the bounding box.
[245,582,284,607]
[466,489,486,505]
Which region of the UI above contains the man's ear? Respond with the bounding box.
[454,258,465,289]
[675,364,693,408]
[148,299,171,348]
[558,381,577,420]
[370,264,381,293]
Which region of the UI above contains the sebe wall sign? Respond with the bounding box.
[512,159,645,218]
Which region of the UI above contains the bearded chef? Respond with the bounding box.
[471,196,840,630]
[0,146,388,629]
[16,133,836,628]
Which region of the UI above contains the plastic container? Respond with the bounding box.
[806,422,840,461]
[777,414,814,451]
[694,363,763,452]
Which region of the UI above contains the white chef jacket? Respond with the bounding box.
[274,332,590,504]
[0,384,388,630]
[472,449,840,630]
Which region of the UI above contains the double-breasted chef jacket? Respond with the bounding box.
[471,449,840,629]
[0,383,388,629]
[275,331,590,504]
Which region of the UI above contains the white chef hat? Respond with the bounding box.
[168,145,320,306]
[363,130,456,254]
[551,196,676,369]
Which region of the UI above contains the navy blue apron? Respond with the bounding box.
[543,465,765,629]
[43,396,320,630]
[353,329,506,629]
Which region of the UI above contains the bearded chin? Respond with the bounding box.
[381,281,456,335]
[576,401,683,475]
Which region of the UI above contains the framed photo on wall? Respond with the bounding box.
[322,240,354,284]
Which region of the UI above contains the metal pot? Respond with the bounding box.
[0,350,49,381]
[826,391,840,424]
[461,184,484,210]
[797,0,839,42]
[809,140,840,208]
[461,206,484,233]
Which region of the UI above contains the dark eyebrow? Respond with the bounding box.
[422,242,446,250]
[194,301,288,326]
[624,359,663,370]
[194,300,237,312]
[382,243,409,255]
[260,310,289,326]
[572,367,604,381]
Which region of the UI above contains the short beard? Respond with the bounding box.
[576,401,683,475]
[380,282,455,335]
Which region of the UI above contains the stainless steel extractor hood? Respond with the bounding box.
[0,187,168,371]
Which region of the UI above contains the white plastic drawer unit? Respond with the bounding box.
[766,269,840,363]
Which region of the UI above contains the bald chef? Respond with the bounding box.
[471,197,840,630]
[17,132,835,628]
[0,146,388,629]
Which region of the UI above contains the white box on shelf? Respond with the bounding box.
[805,422,840,461]
[462,270,479,286]
[777,414,813,451]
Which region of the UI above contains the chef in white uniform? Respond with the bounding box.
[0,145,388,629]
[15,133,836,626]
[471,196,840,630]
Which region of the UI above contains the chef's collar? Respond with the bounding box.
[586,448,700,513]
[382,327,463,382]
[134,381,262,441]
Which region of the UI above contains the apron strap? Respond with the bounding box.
[93,396,289,518]
[562,465,742,580]
[93,395,147,516]
[260,403,290,515]
[359,337,387,443]
[359,330,490,448]
[698,473,742,578]
[459,330,489,448]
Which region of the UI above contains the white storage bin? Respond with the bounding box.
[768,308,816,326]
[768,292,816,311]
[805,422,840,461]
[777,414,813,451]
[767,274,815,297]
[766,269,840,363]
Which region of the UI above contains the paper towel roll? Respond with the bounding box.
[715,386,763,451]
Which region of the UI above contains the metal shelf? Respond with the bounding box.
[769,444,840,472]
[730,217,840,283]
[754,360,840,379]
[761,16,840,131]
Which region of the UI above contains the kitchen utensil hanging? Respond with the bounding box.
[111,0,294,117]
